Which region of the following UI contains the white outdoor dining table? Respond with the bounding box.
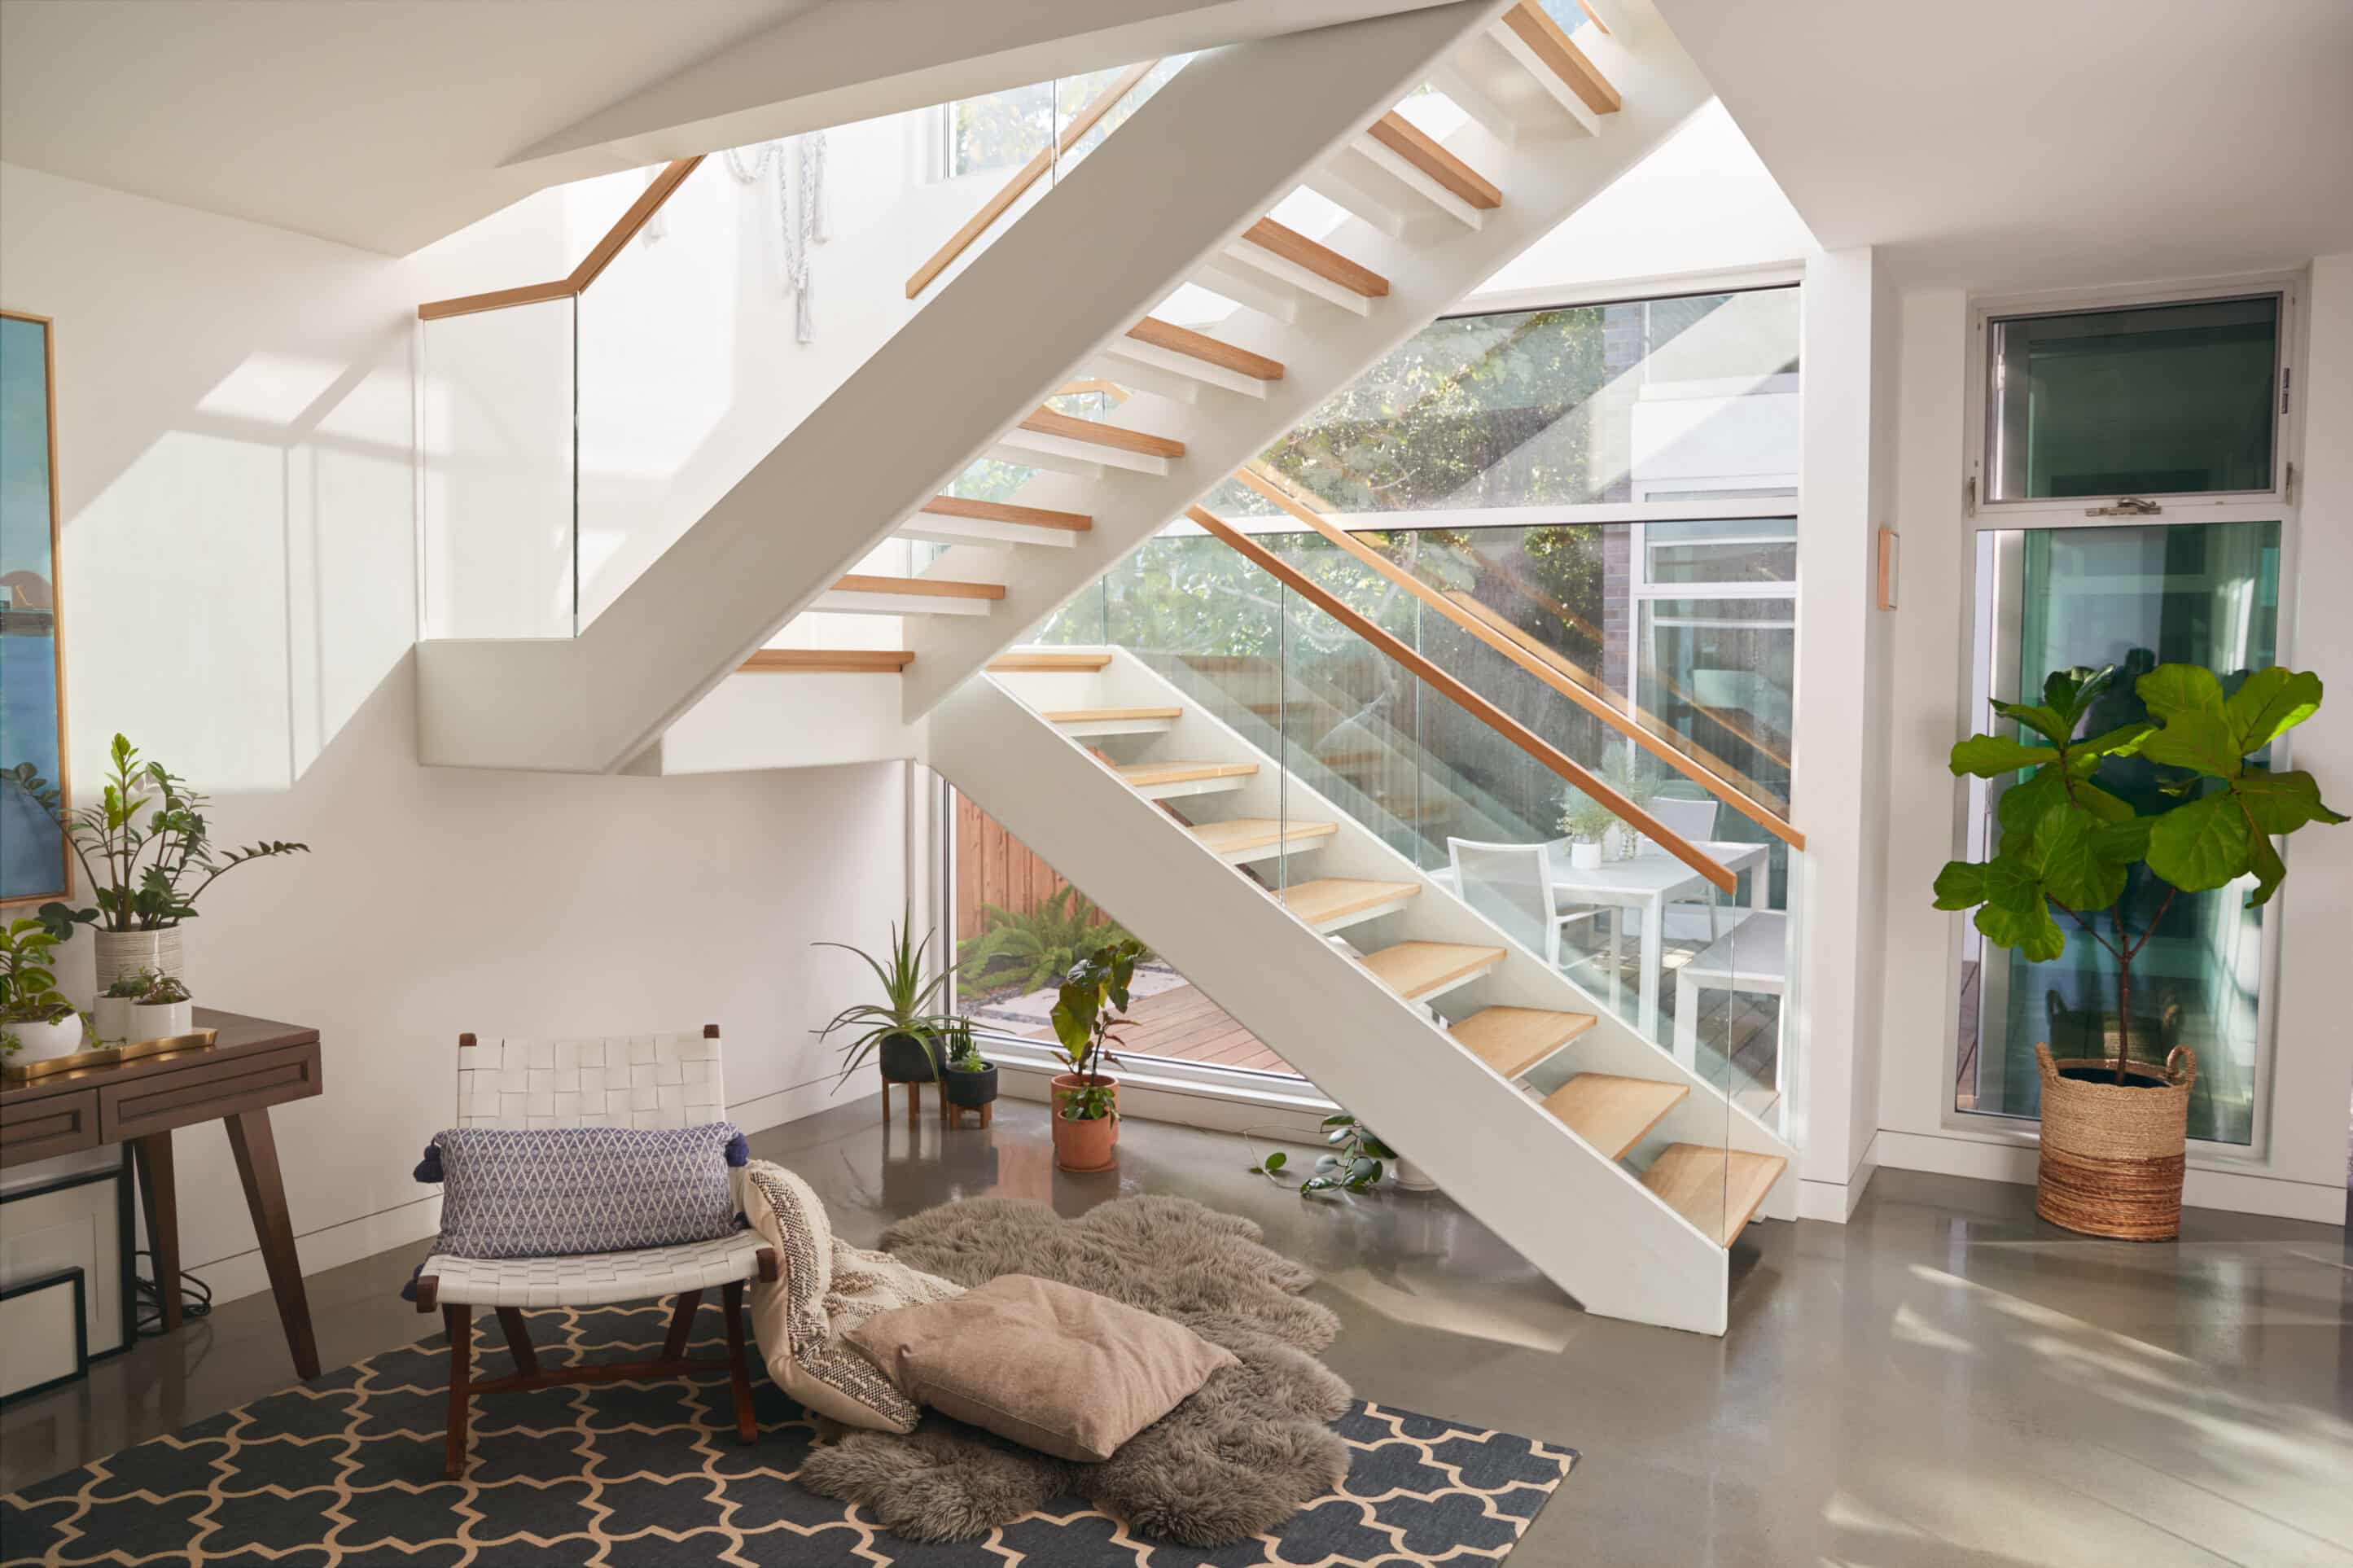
[1433,840,1772,1040]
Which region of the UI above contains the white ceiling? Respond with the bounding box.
[1654,0,2353,291]
[0,0,1459,256]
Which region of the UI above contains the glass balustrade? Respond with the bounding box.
[1036,522,1804,1140]
[418,57,1188,641]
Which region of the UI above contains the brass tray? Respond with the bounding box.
[2,1028,220,1082]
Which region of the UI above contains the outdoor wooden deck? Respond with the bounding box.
[1023,983,1299,1075]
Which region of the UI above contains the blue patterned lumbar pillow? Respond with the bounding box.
[418,1123,747,1260]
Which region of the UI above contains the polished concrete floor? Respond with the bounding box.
[7,1098,2348,1566]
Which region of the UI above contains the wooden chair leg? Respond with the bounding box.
[442,1304,472,1480]
[662,1289,703,1360]
[494,1307,538,1377]
[722,1280,757,1443]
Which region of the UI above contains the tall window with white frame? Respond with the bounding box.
[1956,285,2297,1149]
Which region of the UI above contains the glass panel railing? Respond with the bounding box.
[419,296,576,639]
[419,59,1185,642]
[1031,516,1803,1129]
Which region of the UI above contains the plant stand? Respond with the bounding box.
[942,1101,994,1129]
[2033,1041,2196,1241]
[882,1077,936,1128]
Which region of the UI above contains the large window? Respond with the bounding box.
[1957,280,2298,1150]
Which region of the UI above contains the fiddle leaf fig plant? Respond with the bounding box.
[1935,664,2341,1082]
[1049,939,1142,1120]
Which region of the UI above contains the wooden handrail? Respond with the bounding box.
[1229,464,1806,852]
[906,60,1159,299]
[1188,505,1738,896]
[419,158,704,322]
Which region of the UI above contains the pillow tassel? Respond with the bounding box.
[413,1142,445,1184]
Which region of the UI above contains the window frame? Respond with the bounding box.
[1967,272,2304,519]
[1942,273,2309,1164]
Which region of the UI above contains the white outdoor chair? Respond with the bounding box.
[1672,911,1788,1075]
[1448,839,1611,990]
[413,1027,778,1479]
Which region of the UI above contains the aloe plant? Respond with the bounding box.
[1935,664,2341,1083]
[814,909,949,1085]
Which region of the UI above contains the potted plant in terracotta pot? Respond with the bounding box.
[1048,938,1141,1172]
[129,972,195,1044]
[7,734,308,987]
[815,907,949,1089]
[1935,664,2340,1240]
[0,918,85,1064]
[938,1016,998,1125]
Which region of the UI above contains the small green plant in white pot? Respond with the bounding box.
[93,970,153,1045]
[1,918,85,1063]
[129,972,195,1044]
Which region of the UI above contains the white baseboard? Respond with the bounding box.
[188,1189,443,1309]
[1873,1128,2348,1224]
[1795,1132,1881,1224]
[730,1074,865,1135]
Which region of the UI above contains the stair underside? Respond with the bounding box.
[1188,817,1337,860]
[1116,760,1259,788]
[738,649,912,673]
[1541,1072,1689,1160]
[1642,1145,1786,1247]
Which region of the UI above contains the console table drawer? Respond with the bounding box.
[99,1043,322,1143]
[0,1088,102,1166]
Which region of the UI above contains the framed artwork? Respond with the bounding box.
[2,310,70,905]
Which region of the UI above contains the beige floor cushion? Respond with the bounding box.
[849,1272,1238,1461]
[742,1160,962,1432]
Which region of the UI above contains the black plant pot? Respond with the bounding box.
[944,1063,999,1109]
[877,1031,936,1084]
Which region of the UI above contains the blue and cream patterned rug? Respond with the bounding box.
[0,1303,1575,1566]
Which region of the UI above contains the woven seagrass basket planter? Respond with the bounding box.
[2033,1041,2196,1241]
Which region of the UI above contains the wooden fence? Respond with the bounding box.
[954,792,1083,937]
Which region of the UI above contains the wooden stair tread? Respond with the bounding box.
[831,573,1005,601]
[1240,217,1391,297]
[1019,406,1185,458]
[1367,113,1503,209]
[1359,939,1505,1001]
[1541,1074,1689,1161]
[1450,1005,1594,1078]
[1641,1145,1786,1247]
[1276,877,1422,927]
[1499,1,1621,115]
[923,495,1093,532]
[1128,318,1285,380]
[1189,818,1338,856]
[738,649,912,673]
[1044,706,1181,723]
[1116,760,1260,787]
[990,650,1112,672]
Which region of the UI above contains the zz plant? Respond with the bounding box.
[7,733,307,940]
[1935,664,2340,1082]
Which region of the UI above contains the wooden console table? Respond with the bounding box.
[0,1009,323,1379]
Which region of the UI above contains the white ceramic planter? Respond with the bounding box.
[92,996,137,1045]
[1569,839,1603,870]
[129,1000,193,1043]
[94,928,184,988]
[7,1014,85,1062]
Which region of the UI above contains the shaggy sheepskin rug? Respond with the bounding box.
[795,1194,1354,1547]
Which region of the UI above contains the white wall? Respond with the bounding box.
[0,162,909,1304]
[1786,245,1897,1220]
[1861,264,2353,1224]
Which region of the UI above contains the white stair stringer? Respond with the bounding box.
[899,4,1711,720]
[415,1,1505,773]
[936,650,1794,1336]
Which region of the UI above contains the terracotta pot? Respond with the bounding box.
[2034,1041,2196,1241]
[1050,1072,1119,1172]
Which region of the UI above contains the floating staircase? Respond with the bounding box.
[418,0,1712,773]
[929,647,1791,1335]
